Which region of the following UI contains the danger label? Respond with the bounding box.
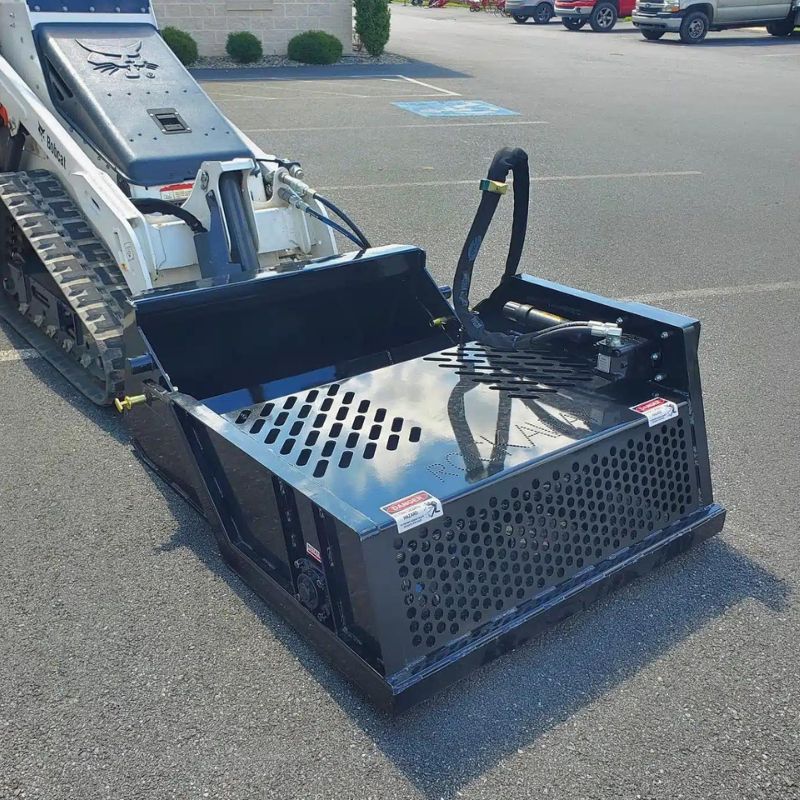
[159,182,194,203]
[305,542,322,563]
[631,397,679,427]
[381,491,443,533]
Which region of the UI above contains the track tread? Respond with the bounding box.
[0,170,130,404]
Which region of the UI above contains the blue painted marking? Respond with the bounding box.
[392,100,519,118]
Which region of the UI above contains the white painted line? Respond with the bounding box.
[626,280,800,304]
[397,75,461,97]
[214,91,453,101]
[318,170,703,191]
[243,120,548,133]
[206,73,459,101]
[213,90,377,101]
[0,348,40,363]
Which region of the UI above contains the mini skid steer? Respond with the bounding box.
[0,0,725,710]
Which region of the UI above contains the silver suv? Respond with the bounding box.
[633,0,799,41]
[506,0,556,23]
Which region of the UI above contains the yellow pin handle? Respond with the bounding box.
[479,179,508,195]
[114,394,147,413]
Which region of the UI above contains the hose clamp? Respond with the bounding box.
[479,179,508,194]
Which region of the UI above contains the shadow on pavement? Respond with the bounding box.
[654,32,800,46]
[0,315,128,445]
[564,27,643,33]
[154,468,788,800]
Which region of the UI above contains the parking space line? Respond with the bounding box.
[318,171,703,191]
[626,280,800,304]
[212,90,380,101]
[396,75,461,97]
[206,74,459,102]
[0,348,40,363]
[213,91,455,101]
[243,120,547,133]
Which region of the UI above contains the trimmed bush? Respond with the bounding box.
[162,26,198,66]
[355,0,391,57]
[226,31,264,64]
[287,30,344,65]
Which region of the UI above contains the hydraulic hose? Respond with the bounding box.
[277,187,366,249]
[262,160,372,249]
[304,204,367,249]
[313,193,371,249]
[452,147,534,351]
[129,197,206,233]
[451,149,621,351]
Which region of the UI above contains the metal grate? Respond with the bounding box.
[230,384,422,479]
[423,344,596,398]
[393,416,697,652]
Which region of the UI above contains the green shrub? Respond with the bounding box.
[226,31,264,64]
[287,30,344,65]
[162,26,198,66]
[354,0,391,57]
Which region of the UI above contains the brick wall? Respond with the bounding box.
[153,0,353,57]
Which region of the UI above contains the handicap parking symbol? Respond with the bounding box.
[393,100,519,118]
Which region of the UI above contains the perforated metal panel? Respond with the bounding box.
[228,384,423,479]
[423,343,595,398]
[392,413,697,653]
[225,343,600,483]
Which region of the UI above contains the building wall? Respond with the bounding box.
[153,0,353,57]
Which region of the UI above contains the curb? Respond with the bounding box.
[190,59,468,82]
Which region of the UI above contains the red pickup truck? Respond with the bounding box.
[554,0,635,30]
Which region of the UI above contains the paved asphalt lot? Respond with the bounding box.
[2,7,800,800]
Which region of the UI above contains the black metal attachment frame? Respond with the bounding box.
[123,245,724,711]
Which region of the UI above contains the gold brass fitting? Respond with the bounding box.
[114,394,147,413]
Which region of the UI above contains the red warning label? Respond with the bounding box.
[305,542,322,562]
[381,491,443,533]
[159,181,194,202]
[631,397,679,427]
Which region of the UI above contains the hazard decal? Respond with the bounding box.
[631,397,679,427]
[381,491,443,533]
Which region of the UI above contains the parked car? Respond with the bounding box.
[506,0,555,22]
[554,0,635,30]
[632,0,799,42]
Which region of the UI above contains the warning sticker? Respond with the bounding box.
[305,542,322,563]
[381,491,443,534]
[631,397,679,427]
[159,181,194,203]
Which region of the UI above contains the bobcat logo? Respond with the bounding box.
[77,40,158,79]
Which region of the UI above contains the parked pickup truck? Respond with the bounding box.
[633,0,799,41]
[554,0,635,30]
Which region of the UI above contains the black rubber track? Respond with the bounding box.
[0,170,130,405]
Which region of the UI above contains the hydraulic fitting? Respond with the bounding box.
[114,394,147,413]
[503,301,566,331]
